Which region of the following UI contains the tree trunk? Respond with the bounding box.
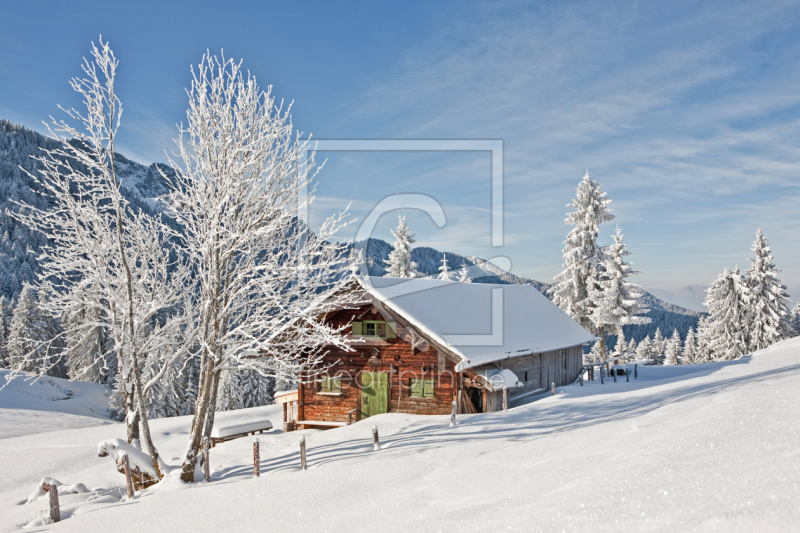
[123,379,140,446]
[131,353,163,479]
[180,358,216,482]
[597,327,608,361]
[202,369,221,439]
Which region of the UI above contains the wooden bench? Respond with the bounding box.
[208,420,273,448]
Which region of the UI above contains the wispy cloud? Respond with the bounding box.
[319,0,800,294]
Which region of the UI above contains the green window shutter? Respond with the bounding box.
[386,321,397,339]
[332,377,342,392]
[424,379,435,398]
[351,322,362,336]
[410,378,422,397]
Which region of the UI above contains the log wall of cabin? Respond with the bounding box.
[300,306,458,423]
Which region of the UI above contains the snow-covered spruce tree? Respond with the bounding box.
[635,335,654,364]
[695,316,714,363]
[9,40,192,478]
[591,226,651,343]
[682,327,698,364]
[6,285,46,373]
[790,301,800,338]
[438,253,452,281]
[704,266,751,361]
[0,295,11,364]
[550,172,615,358]
[385,215,418,278]
[613,328,627,357]
[458,264,472,283]
[65,290,115,384]
[651,328,665,364]
[664,329,681,365]
[164,53,353,482]
[746,230,791,350]
[241,369,274,408]
[216,368,244,412]
[0,319,6,369]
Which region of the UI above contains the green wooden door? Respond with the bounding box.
[360,371,389,418]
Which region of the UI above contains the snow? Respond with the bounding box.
[2,338,800,531]
[0,370,114,439]
[477,367,523,391]
[209,419,273,439]
[359,276,596,370]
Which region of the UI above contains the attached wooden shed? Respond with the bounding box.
[289,276,595,429]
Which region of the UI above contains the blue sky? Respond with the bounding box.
[2,0,799,297]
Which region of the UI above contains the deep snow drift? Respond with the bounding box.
[2,338,799,532]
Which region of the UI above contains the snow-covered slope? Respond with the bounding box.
[0,370,114,439]
[2,338,799,531]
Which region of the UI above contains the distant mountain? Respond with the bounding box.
[0,120,172,299]
[645,286,708,313]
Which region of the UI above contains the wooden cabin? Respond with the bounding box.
[289,277,595,430]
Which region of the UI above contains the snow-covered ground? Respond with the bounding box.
[0,371,115,439]
[2,338,799,532]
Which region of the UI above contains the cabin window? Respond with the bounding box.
[352,320,396,339]
[409,378,435,398]
[319,376,342,393]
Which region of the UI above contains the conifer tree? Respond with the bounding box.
[438,253,452,281]
[651,328,665,364]
[704,266,751,361]
[790,301,800,337]
[458,264,472,283]
[7,285,47,373]
[664,329,681,365]
[0,318,7,369]
[385,215,418,278]
[550,172,615,357]
[746,230,791,350]
[591,226,651,340]
[0,295,11,339]
[635,335,654,364]
[682,327,698,364]
[65,296,114,384]
[695,316,713,363]
[614,328,627,357]
[216,369,243,412]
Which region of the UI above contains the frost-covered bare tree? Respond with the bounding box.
[164,53,352,482]
[8,39,192,478]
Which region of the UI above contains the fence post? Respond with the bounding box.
[450,400,457,427]
[253,438,260,477]
[551,382,555,396]
[503,388,508,411]
[579,371,584,386]
[47,484,60,523]
[600,367,604,384]
[123,454,134,499]
[299,435,307,471]
[626,367,630,382]
[613,366,617,382]
[203,437,211,482]
[634,363,638,379]
[372,425,380,451]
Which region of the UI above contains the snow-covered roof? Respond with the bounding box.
[478,368,523,391]
[356,277,595,371]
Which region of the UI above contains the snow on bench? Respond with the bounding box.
[209,420,273,447]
